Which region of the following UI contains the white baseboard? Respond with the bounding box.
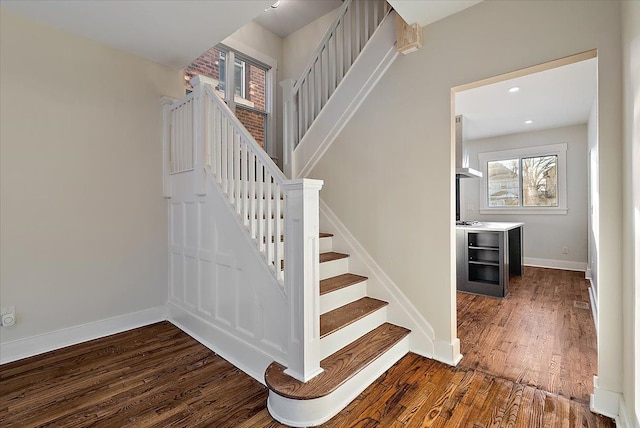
[588,281,598,330]
[433,338,463,366]
[166,301,275,385]
[616,396,635,428]
[524,257,587,272]
[319,199,436,359]
[590,377,635,427]
[585,267,592,280]
[0,306,167,365]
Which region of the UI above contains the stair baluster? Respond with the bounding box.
[163,75,324,383]
[282,0,391,177]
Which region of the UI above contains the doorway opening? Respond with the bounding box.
[451,50,599,404]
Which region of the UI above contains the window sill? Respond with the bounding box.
[479,208,568,215]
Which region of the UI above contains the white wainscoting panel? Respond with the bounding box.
[167,172,288,382]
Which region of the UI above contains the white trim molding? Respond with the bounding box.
[434,338,463,366]
[590,376,633,427]
[524,257,587,272]
[0,306,167,365]
[588,280,598,330]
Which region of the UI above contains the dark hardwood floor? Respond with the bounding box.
[0,267,610,426]
[457,266,598,404]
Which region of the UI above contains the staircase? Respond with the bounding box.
[161,1,431,426]
[265,233,411,426]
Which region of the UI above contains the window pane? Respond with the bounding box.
[488,159,519,206]
[234,59,245,98]
[522,155,558,206]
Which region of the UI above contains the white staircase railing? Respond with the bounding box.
[282,0,391,177]
[163,76,324,383]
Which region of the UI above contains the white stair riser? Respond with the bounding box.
[319,237,333,253]
[320,307,387,360]
[319,258,349,280]
[267,335,409,427]
[320,281,367,315]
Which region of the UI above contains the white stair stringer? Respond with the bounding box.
[318,199,450,363]
[293,11,400,179]
[267,335,409,428]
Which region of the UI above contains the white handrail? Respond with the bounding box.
[282,0,390,176]
[164,76,324,383]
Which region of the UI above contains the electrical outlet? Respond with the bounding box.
[0,306,15,316]
[562,246,569,254]
[1,306,16,327]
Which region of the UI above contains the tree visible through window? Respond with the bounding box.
[522,155,558,206]
[487,156,558,207]
[480,143,566,213]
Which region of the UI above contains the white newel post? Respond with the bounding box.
[161,96,176,198]
[190,76,206,196]
[282,178,324,382]
[280,79,295,179]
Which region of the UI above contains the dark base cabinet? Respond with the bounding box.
[456,225,523,298]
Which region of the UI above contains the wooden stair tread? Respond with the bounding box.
[319,252,349,263]
[320,273,368,295]
[265,323,410,400]
[319,233,334,238]
[320,297,387,338]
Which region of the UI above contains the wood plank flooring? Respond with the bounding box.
[1,267,610,426]
[457,266,598,403]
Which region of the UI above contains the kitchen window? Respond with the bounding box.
[478,143,568,214]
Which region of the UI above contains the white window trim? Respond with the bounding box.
[218,39,277,160]
[478,143,568,215]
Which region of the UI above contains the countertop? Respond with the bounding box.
[455,222,524,232]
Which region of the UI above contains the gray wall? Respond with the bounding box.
[461,125,588,269]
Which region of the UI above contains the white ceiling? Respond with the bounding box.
[254,0,343,38]
[455,58,597,141]
[389,0,482,27]
[0,0,273,70]
[1,0,484,71]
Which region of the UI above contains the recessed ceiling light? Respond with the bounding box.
[524,120,533,124]
[508,86,520,93]
[271,0,281,8]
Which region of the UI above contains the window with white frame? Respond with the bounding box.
[219,51,246,99]
[478,143,568,214]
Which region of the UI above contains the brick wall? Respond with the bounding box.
[184,47,267,149]
[184,48,222,91]
[236,107,265,148]
[246,65,266,111]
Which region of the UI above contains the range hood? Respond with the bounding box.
[455,115,482,179]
